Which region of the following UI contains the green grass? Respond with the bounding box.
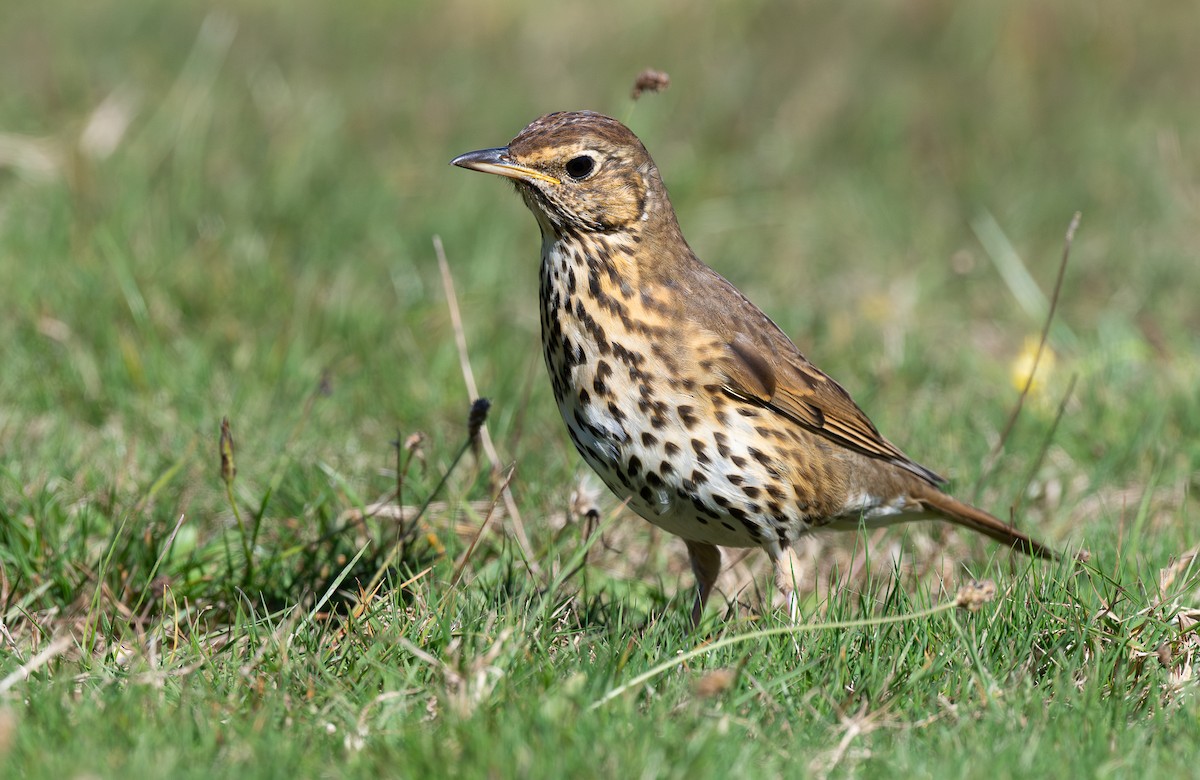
[3,0,1200,777]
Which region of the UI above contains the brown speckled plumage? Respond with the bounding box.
[453,111,1068,625]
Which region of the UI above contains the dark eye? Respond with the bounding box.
[564,155,595,180]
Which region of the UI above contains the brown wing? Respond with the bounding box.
[718,330,946,487]
[667,250,945,486]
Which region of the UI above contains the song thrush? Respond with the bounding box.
[452,111,1067,625]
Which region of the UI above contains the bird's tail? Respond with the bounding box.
[910,484,1081,562]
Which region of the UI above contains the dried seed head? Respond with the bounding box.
[955,579,996,612]
[631,69,670,100]
[219,416,236,484]
[467,398,491,454]
[569,477,602,524]
[404,432,426,455]
[693,668,735,698]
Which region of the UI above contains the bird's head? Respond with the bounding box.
[452,111,668,237]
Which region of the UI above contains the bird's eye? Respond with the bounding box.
[564,155,596,180]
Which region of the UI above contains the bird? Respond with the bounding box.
[452,110,1069,626]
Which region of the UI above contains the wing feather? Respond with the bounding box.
[716,331,945,486]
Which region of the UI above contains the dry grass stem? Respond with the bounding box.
[978,212,1081,490]
[434,234,539,574]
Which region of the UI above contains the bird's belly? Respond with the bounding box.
[543,306,800,550]
[557,389,767,548]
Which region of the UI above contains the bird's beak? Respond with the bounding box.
[450,147,560,186]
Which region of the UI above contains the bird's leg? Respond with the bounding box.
[769,545,801,623]
[685,540,722,629]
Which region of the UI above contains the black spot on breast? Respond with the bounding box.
[730,455,748,468]
[627,456,642,477]
[690,470,708,485]
[677,405,698,429]
[611,343,645,368]
[606,401,625,421]
[645,471,663,488]
[728,475,744,486]
[730,507,759,539]
[742,486,761,499]
[749,447,771,466]
[714,432,731,458]
[641,432,657,447]
[567,340,584,367]
[578,388,591,405]
[639,486,653,502]
[659,460,675,476]
[663,441,680,457]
